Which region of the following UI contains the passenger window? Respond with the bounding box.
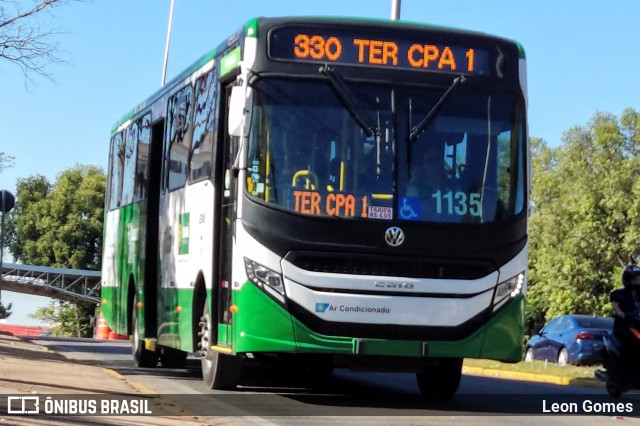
[108,132,125,210]
[166,85,194,190]
[134,114,152,201]
[190,71,217,181]
[121,122,139,205]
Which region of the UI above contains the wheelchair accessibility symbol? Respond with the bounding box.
[399,197,420,220]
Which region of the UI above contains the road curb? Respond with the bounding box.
[101,368,159,395]
[463,366,604,388]
[101,367,200,417]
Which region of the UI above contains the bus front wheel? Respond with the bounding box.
[416,357,463,398]
[199,299,241,389]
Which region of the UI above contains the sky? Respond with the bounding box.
[1,0,639,325]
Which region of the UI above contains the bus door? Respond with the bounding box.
[142,118,165,339]
[213,83,237,345]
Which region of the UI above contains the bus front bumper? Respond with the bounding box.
[231,281,524,363]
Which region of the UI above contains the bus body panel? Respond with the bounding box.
[232,221,526,361]
[231,274,524,362]
[101,203,144,336]
[157,180,215,352]
[101,209,121,331]
[232,281,298,353]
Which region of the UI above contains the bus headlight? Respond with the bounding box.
[492,272,524,312]
[244,258,286,303]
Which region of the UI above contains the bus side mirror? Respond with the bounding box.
[228,86,246,137]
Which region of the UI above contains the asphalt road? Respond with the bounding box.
[29,337,640,424]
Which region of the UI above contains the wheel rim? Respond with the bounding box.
[200,306,213,369]
[525,349,533,362]
[558,349,568,366]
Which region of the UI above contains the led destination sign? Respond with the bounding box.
[269,26,493,76]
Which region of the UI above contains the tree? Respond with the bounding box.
[0,151,14,174]
[7,164,105,338]
[29,300,88,337]
[8,165,105,269]
[527,108,640,332]
[5,174,51,263]
[0,0,83,81]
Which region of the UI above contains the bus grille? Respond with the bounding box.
[285,252,491,280]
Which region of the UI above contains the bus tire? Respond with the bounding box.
[416,357,463,398]
[199,299,241,389]
[160,347,187,368]
[132,297,157,368]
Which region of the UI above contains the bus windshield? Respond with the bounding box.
[246,77,525,223]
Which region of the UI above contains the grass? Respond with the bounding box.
[463,358,600,380]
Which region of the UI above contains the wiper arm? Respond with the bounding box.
[409,75,466,143]
[321,65,377,137]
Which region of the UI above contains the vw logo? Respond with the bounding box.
[385,226,404,247]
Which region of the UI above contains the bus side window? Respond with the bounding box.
[121,122,139,205]
[190,71,217,182]
[166,84,194,191]
[108,132,125,210]
[134,113,152,201]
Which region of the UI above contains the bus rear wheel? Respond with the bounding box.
[131,298,157,368]
[199,299,241,389]
[416,357,463,398]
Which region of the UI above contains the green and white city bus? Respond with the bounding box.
[101,16,529,397]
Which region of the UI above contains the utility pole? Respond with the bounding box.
[391,0,401,20]
[161,0,176,87]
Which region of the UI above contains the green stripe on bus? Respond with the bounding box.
[245,17,259,38]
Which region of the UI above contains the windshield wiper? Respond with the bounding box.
[409,75,466,143]
[320,65,377,137]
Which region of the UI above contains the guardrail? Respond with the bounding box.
[0,263,100,306]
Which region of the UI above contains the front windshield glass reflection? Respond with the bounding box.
[246,77,525,223]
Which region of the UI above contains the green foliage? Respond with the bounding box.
[464,358,600,380]
[7,165,105,270]
[29,300,93,338]
[6,164,105,337]
[527,108,640,332]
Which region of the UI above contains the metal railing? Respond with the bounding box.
[0,263,100,305]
